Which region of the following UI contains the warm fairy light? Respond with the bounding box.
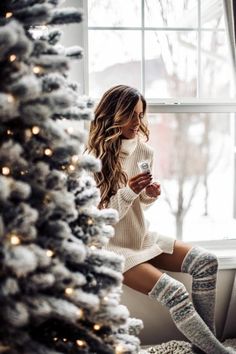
[71,155,79,163]
[7,129,13,135]
[2,166,10,175]
[76,309,83,318]
[44,148,53,156]
[87,218,93,225]
[61,165,66,170]
[5,12,13,18]
[7,94,14,103]
[93,324,101,331]
[90,245,97,251]
[115,344,125,354]
[32,126,40,134]
[66,127,74,134]
[103,296,109,302]
[68,164,75,172]
[10,235,21,245]
[9,54,16,62]
[53,337,58,342]
[33,66,42,74]
[65,287,74,295]
[62,338,67,342]
[25,129,32,138]
[76,340,86,347]
[46,249,54,257]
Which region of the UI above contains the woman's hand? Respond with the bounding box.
[128,172,152,194]
[145,182,161,198]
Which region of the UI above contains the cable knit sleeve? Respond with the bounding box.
[139,190,158,205]
[108,186,139,220]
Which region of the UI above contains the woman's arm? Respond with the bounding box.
[108,172,152,220]
[107,186,138,220]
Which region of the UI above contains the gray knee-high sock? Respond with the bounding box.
[148,273,235,354]
[181,247,218,335]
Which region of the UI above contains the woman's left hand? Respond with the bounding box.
[145,182,161,198]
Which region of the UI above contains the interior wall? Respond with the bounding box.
[121,269,236,345]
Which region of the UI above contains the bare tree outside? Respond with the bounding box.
[87,0,235,240]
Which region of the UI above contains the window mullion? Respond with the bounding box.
[83,0,89,95]
[141,0,145,95]
[197,0,201,98]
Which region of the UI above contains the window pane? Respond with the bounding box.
[201,0,225,29]
[145,31,197,98]
[145,113,236,241]
[201,31,232,98]
[88,30,141,98]
[145,0,198,28]
[88,0,141,27]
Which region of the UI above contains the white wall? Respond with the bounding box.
[121,269,236,345]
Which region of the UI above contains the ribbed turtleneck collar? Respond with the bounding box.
[120,136,138,156]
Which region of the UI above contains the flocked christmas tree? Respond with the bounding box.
[0,1,143,353]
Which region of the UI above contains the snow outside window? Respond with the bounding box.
[84,0,236,244]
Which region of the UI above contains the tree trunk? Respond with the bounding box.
[176,213,183,240]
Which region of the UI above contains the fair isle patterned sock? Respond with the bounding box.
[148,273,234,354]
[181,247,218,335]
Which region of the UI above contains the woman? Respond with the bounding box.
[87,85,234,354]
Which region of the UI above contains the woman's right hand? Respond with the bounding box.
[128,172,152,194]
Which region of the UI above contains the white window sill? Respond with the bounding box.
[190,240,236,270]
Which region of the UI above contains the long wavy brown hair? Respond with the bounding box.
[87,85,149,208]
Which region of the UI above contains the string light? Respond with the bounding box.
[5,12,13,18]
[32,126,40,135]
[25,129,32,138]
[71,155,79,163]
[10,235,21,245]
[9,54,16,62]
[103,296,109,301]
[61,165,66,170]
[53,337,58,342]
[7,129,13,135]
[93,324,101,331]
[65,287,74,295]
[62,338,67,342]
[76,340,86,347]
[44,148,53,156]
[90,245,97,251]
[87,218,93,225]
[46,249,54,257]
[2,167,10,175]
[68,164,75,172]
[115,344,125,354]
[76,309,83,319]
[33,66,42,74]
[7,94,14,103]
[20,170,28,176]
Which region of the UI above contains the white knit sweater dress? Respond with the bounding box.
[105,136,175,273]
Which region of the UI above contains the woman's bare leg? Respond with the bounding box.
[148,239,192,272]
[122,242,234,353]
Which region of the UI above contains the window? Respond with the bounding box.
[86,0,235,100]
[84,0,236,243]
[146,112,235,241]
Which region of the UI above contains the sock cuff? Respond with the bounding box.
[148,273,168,299]
[181,247,218,275]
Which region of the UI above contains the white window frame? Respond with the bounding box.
[82,0,236,268]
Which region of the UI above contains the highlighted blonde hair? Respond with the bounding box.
[87,85,149,208]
